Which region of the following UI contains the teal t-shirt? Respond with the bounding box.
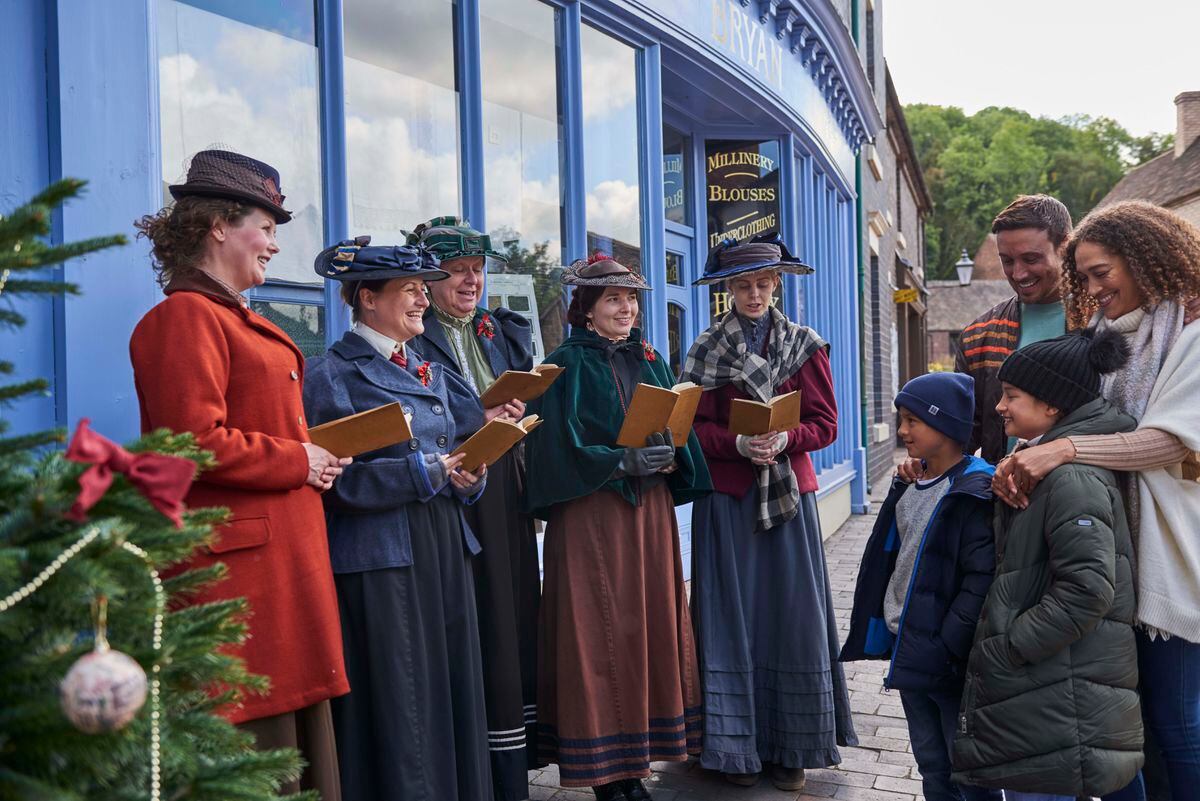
[1018,301,1066,348]
[1007,302,1068,452]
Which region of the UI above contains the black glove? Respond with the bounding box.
[646,427,675,449]
[619,444,675,476]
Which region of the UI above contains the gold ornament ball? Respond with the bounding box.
[60,648,148,733]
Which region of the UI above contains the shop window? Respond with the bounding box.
[250,300,325,357]
[480,0,566,358]
[663,125,691,227]
[344,0,460,242]
[667,302,685,378]
[157,0,323,284]
[581,25,642,273]
[705,139,783,318]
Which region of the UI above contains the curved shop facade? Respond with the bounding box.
[3,0,879,536]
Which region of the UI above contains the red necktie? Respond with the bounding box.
[389,351,408,369]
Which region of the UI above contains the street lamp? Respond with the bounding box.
[955,249,975,286]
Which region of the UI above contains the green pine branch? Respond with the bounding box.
[0,182,310,799]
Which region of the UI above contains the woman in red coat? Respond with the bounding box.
[680,234,857,792]
[129,150,350,799]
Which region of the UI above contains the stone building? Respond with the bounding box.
[1099,91,1200,226]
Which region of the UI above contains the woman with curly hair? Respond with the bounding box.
[994,201,1200,796]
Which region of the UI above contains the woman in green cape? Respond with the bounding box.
[525,253,711,801]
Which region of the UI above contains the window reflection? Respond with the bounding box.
[581,26,641,273]
[157,0,323,284]
[344,0,460,242]
[250,300,325,357]
[663,125,691,227]
[667,303,684,378]
[481,0,565,359]
[666,251,683,286]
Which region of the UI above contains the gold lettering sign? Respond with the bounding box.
[706,139,785,318]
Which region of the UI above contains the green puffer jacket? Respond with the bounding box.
[951,398,1143,797]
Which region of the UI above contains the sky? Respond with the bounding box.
[883,0,1199,138]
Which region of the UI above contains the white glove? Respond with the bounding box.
[737,432,789,461]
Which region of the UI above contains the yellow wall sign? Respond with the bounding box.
[893,288,919,304]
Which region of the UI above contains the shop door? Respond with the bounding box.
[663,232,701,379]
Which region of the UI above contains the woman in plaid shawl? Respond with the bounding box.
[680,234,857,791]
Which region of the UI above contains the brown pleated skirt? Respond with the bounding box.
[239,698,341,801]
[537,483,701,788]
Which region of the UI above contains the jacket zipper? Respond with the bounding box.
[959,674,975,735]
[884,494,949,690]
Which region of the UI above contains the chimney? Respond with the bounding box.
[1176,91,1200,158]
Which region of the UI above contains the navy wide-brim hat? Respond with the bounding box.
[169,148,292,224]
[313,235,449,283]
[694,232,813,286]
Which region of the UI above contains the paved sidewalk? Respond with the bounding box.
[530,483,927,801]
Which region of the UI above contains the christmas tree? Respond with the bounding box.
[0,181,311,799]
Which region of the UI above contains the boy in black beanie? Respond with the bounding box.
[842,372,1002,801]
[951,329,1145,800]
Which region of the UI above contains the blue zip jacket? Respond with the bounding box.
[839,456,996,692]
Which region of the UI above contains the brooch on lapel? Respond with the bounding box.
[642,340,657,362]
[476,313,496,340]
[417,362,433,387]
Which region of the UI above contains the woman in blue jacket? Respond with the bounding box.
[302,237,491,801]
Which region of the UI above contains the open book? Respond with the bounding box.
[480,364,565,408]
[615,382,702,448]
[727,390,802,436]
[453,414,543,472]
[307,402,413,458]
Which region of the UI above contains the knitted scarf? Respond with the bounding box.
[1093,301,1183,421]
[680,307,826,530]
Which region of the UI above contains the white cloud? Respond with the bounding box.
[157,10,323,283]
[586,179,640,246]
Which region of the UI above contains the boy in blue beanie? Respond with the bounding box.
[841,372,1001,801]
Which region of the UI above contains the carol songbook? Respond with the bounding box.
[615,382,703,448]
[727,390,802,436]
[453,415,543,472]
[307,402,414,458]
[479,364,564,407]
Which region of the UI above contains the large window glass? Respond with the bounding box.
[157,0,323,284]
[580,26,642,272]
[480,0,566,357]
[344,0,460,242]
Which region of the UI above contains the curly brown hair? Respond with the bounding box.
[134,196,253,287]
[1062,201,1200,329]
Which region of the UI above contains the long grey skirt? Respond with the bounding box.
[691,489,857,774]
[331,494,491,801]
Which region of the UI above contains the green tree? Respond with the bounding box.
[0,181,310,799]
[905,105,1173,279]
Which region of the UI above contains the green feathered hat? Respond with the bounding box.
[406,216,508,265]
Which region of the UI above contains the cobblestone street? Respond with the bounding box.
[530,481,928,801]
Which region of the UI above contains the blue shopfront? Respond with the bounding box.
[2,0,879,549]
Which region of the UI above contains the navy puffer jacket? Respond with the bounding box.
[840,456,996,692]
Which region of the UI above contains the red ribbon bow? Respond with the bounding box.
[65,419,195,529]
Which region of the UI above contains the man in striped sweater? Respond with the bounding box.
[955,195,1073,464]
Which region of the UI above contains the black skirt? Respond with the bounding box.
[331,494,491,801]
[463,448,542,800]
